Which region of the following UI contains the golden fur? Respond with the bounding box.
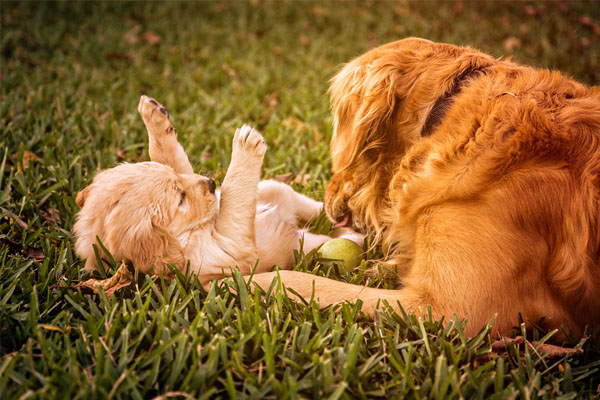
[248,38,600,339]
[74,96,361,284]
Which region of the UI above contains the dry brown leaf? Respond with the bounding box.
[503,36,521,52]
[124,26,140,44]
[142,31,162,45]
[312,5,328,16]
[25,247,44,262]
[74,262,134,298]
[452,1,465,16]
[491,336,583,359]
[23,150,41,167]
[258,91,280,125]
[578,15,593,27]
[523,5,536,16]
[267,91,279,109]
[274,172,294,185]
[299,35,310,46]
[12,150,41,169]
[6,212,28,230]
[221,62,237,78]
[294,173,311,187]
[104,53,133,62]
[272,46,283,56]
[42,208,61,227]
[580,37,591,48]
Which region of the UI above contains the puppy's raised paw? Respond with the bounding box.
[138,95,175,138]
[232,125,267,159]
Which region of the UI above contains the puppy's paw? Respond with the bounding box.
[138,95,175,138]
[232,125,267,159]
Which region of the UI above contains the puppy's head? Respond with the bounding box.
[74,162,217,275]
[325,38,494,232]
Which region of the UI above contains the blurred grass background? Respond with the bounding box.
[1,1,599,399]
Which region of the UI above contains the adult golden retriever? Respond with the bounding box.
[249,38,600,339]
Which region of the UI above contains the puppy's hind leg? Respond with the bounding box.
[138,95,193,174]
[257,180,323,224]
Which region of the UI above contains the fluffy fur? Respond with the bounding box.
[247,38,600,339]
[74,96,358,284]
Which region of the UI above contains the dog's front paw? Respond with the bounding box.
[138,95,175,138]
[232,125,267,159]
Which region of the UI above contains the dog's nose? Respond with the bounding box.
[207,178,216,194]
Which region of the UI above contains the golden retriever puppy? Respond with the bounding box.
[248,38,600,339]
[74,96,358,283]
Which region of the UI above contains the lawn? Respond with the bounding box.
[1,1,599,398]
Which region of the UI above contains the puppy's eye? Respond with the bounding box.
[180,191,186,205]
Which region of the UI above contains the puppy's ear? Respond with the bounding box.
[76,186,91,208]
[105,204,185,276]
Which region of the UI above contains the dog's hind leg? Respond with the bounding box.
[138,95,193,174]
[257,180,323,224]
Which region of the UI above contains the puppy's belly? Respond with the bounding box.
[254,204,300,271]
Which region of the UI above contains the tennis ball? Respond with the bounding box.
[318,238,363,271]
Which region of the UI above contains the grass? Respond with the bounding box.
[1,1,600,398]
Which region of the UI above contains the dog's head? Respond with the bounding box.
[74,162,217,275]
[324,38,494,234]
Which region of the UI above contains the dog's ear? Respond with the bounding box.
[329,48,420,172]
[105,203,185,276]
[329,41,494,173]
[76,186,91,208]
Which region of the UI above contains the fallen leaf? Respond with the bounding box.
[272,46,283,56]
[6,212,28,230]
[312,5,328,16]
[490,336,583,359]
[578,15,593,27]
[25,247,44,262]
[42,208,61,227]
[74,262,134,298]
[452,1,465,16]
[104,53,133,63]
[258,91,280,125]
[221,62,237,78]
[12,150,41,169]
[267,91,279,109]
[124,25,140,44]
[294,173,311,187]
[580,37,591,48]
[142,31,162,45]
[299,35,310,46]
[523,5,536,16]
[503,36,521,52]
[275,172,294,185]
[211,3,228,13]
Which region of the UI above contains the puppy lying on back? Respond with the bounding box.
[74,96,359,283]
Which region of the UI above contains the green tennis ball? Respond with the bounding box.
[318,238,363,271]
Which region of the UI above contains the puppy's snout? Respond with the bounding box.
[206,178,216,194]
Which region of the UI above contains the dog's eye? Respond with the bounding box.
[180,191,186,205]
